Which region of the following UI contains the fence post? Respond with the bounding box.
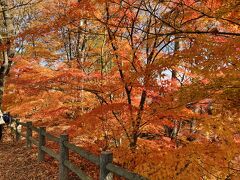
[26,121,33,148]
[15,119,20,141]
[100,151,113,180]
[59,134,69,180]
[38,127,46,162]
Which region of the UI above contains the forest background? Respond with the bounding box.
[0,0,239,179]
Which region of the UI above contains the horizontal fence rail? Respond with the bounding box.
[9,118,148,180]
[64,141,100,165]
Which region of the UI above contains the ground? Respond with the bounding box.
[0,128,58,180]
[0,127,91,180]
[0,142,59,180]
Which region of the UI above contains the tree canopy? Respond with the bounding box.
[0,0,240,179]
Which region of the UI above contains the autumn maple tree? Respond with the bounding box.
[1,0,240,179]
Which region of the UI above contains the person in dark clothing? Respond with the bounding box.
[0,112,12,141]
[3,112,12,124]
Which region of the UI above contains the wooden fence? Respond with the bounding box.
[10,119,148,180]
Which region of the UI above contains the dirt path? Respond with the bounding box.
[0,137,58,180]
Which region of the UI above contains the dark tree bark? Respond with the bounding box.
[0,0,15,109]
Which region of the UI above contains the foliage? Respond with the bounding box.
[1,0,240,179]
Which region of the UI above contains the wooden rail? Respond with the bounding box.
[11,119,148,180]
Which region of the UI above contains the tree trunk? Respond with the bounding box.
[0,0,15,109]
[172,40,179,79]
